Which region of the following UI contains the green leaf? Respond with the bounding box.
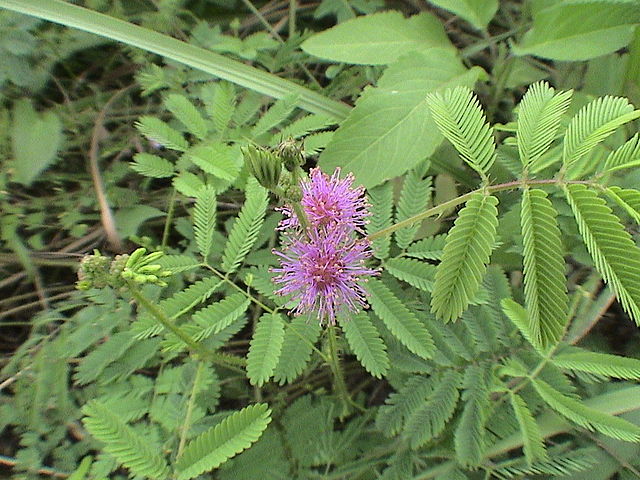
[367,279,434,359]
[251,94,299,137]
[221,179,268,274]
[516,81,573,168]
[512,1,640,61]
[427,0,498,30]
[130,153,175,178]
[247,313,285,386]
[520,188,568,348]
[554,350,640,380]
[340,312,389,378]
[385,257,436,292]
[136,116,189,151]
[188,143,241,182]
[11,99,63,185]
[395,171,432,248]
[318,50,481,187]
[405,234,447,260]
[605,186,640,225]
[602,133,640,173]
[501,299,540,351]
[565,185,640,324]
[82,401,169,479]
[403,370,461,448]
[201,82,236,135]
[194,186,217,259]
[164,93,208,140]
[491,447,595,479]
[562,96,639,172]
[431,193,499,322]
[455,364,490,466]
[509,392,547,464]
[376,375,435,436]
[301,11,453,65]
[532,378,640,442]
[74,332,136,385]
[273,316,322,385]
[367,182,394,259]
[426,86,496,177]
[175,404,272,480]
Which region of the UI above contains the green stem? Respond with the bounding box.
[366,178,595,242]
[126,281,246,370]
[177,360,205,460]
[327,325,357,415]
[161,188,177,251]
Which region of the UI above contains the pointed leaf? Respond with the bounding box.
[340,312,389,378]
[247,313,285,386]
[509,392,548,464]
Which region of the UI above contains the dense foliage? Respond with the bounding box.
[1,1,640,479]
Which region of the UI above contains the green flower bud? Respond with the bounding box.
[285,185,303,203]
[278,138,304,172]
[243,145,282,190]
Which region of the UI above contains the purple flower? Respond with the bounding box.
[279,168,370,232]
[272,229,378,325]
[272,168,377,325]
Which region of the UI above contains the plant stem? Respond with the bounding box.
[366,178,595,242]
[126,281,246,370]
[177,360,204,459]
[327,325,355,416]
[161,188,177,251]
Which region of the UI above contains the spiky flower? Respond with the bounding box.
[272,230,377,324]
[272,168,377,324]
[279,167,370,232]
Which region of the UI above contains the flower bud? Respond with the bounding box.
[278,138,304,172]
[243,145,282,190]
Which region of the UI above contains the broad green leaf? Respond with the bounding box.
[301,11,453,65]
[175,404,272,480]
[247,313,285,386]
[520,188,568,348]
[319,50,482,187]
[565,185,640,325]
[509,392,548,464]
[554,350,640,380]
[427,0,498,30]
[367,279,434,359]
[513,1,640,61]
[431,194,499,322]
[426,87,496,176]
[340,312,389,378]
[516,82,573,168]
[11,99,63,185]
[532,378,640,442]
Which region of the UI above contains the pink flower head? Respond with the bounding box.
[279,168,370,232]
[272,229,378,324]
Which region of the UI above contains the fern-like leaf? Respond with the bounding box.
[340,312,389,378]
[367,182,394,260]
[520,188,568,348]
[194,186,217,260]
[251,94,299,137]
[431,193,499,322]
[532,378,640,442]
[385,257,436,292]
[82,401,169,479]
[375,375,434,436]
[403,370,461,448]
[565,184,640,324]
[247,313,285,386]
[135,116,188,151]
[130,153,175,178]
[175,403,272,480]
[492,447,596,480]
[273,316,322,385]
[602,133,640,173]
[188,144,241,182]
[508,392,547,464]
[164,93,208,140]
[203,82,236,136]
[405,234,446,260]
[274,114,334,143]
[395,171,432,248]
[74,332,135,385]
[606,186,640,224]
[455,364,491,467]
[501,299,541,351]
[221,179,268,274]
[517,81,572,168]
[426,86,496,176]
[553,350,640,380]
[367,279,434,360]
[563,96,640,171]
